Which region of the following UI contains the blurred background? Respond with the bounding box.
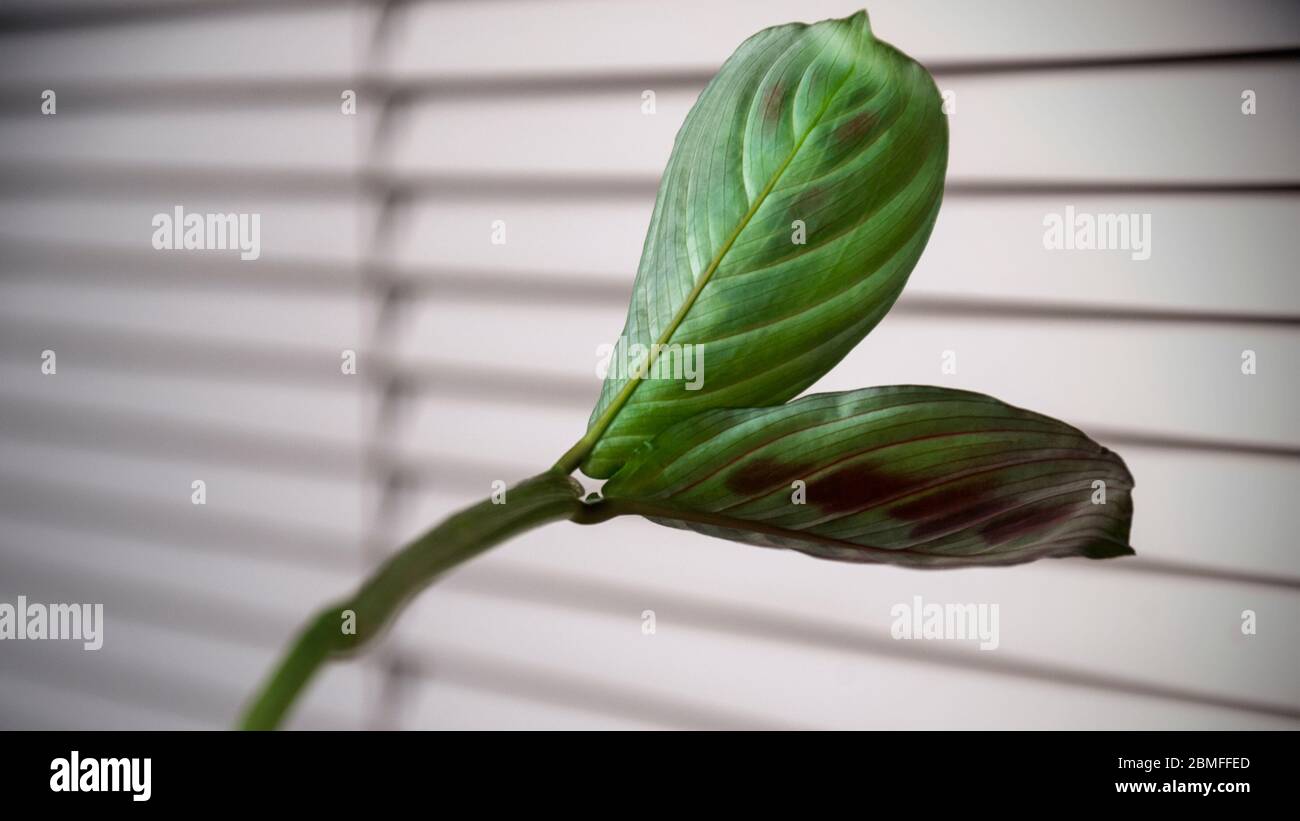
[0,0,1297,730]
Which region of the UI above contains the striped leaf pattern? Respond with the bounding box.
[600,387,1135,568]
[582,10,948,478]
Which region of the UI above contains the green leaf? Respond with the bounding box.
[600,387,1135,568]
[579,10,948,478]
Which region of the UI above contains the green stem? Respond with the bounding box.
[238,469,588,730]
[553,429,601,475]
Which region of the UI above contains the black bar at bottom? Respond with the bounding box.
[0,730,1286,808]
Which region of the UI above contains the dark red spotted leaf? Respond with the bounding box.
[598,386,1135,568]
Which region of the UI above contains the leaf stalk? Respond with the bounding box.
[238,469,586,729]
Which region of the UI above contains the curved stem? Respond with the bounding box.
[238,470,586,730]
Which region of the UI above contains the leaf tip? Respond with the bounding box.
[1079,538,1137,560]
